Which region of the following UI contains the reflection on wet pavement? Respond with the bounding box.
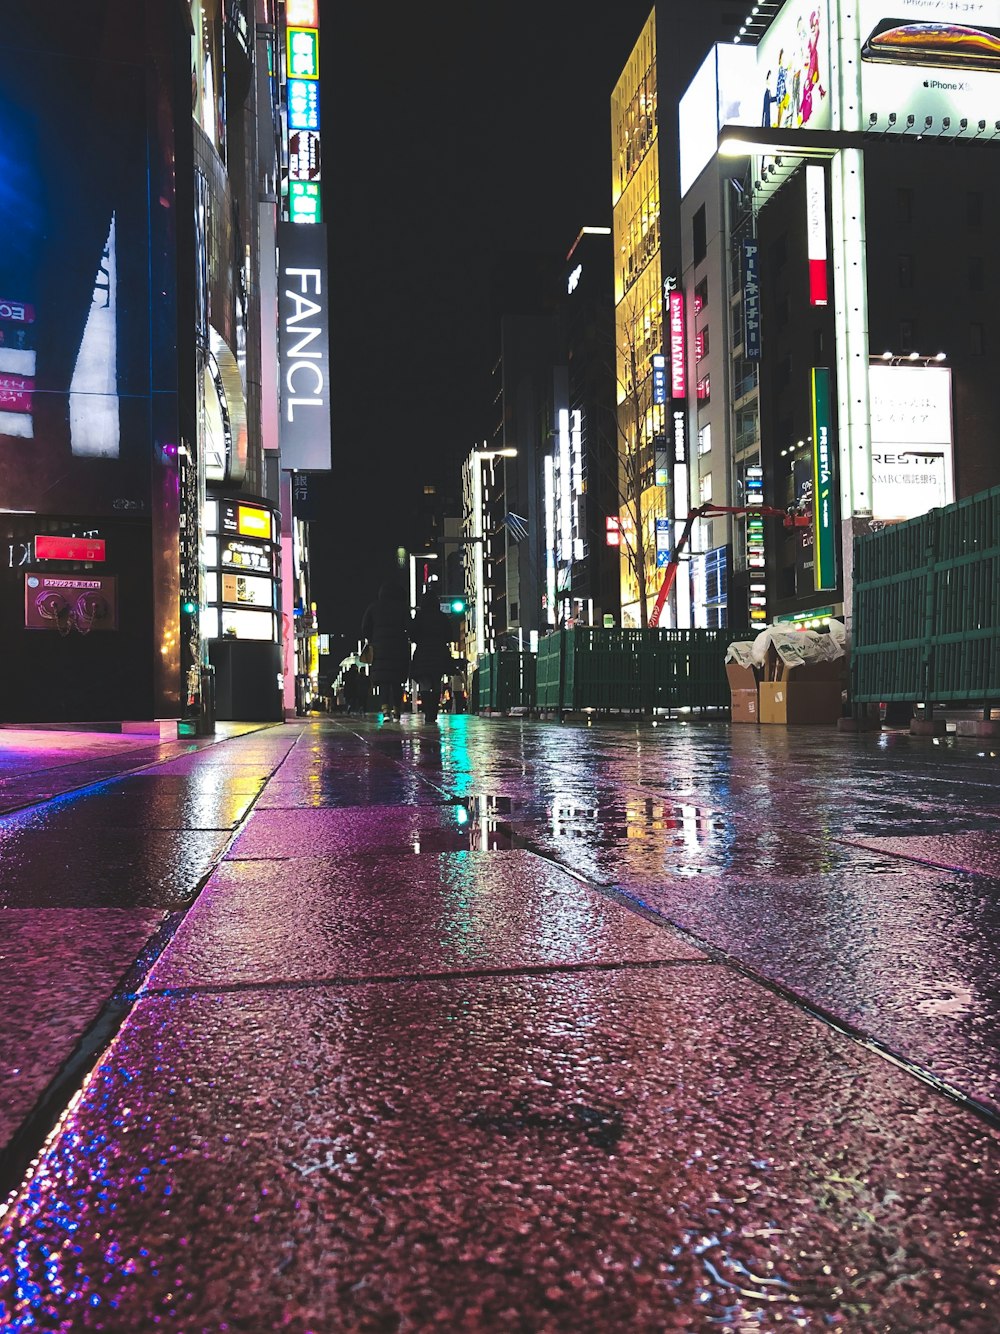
[3,714,1000,1330]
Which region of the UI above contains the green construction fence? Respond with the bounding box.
[853,483,1000,705]
[475,651,536,712]
[479,627,750,715]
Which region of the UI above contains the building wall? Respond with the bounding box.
[611,8,669,627]
[0,2,190,722]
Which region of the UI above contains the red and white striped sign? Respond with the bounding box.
[806,165,828,307]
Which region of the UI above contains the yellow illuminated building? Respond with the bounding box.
[611,9,668,627]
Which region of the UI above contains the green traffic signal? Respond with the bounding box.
[181,600,198,615]
[450,598,466,614]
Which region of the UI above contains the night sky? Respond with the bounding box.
[315,1,740,650]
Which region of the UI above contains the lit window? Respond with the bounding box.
[696,375,710,402]
[698,424,712,456]
[699,472,713,504]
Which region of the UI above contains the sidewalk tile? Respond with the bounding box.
[146,849,704,988]
[2,967,997,1332]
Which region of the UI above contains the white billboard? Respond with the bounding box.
[679,45,756,196]
[757,1,832,132]
[860,1,1000,136]
[868,364,954,520]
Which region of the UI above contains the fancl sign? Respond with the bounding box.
[810,367,837,590]
[277,222,331,471]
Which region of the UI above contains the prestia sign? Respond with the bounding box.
[277,222,331,470]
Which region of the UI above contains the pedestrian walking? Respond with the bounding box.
[411,590,455,722]
[360,582,412,720]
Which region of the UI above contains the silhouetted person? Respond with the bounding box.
[342,664,364,715]
[361,582,411,719]
[411,590,454,722]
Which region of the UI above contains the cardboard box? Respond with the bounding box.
[730,688,758,724]
[759,678,843,725]
[763,647,845,683]
[726,661,759,724]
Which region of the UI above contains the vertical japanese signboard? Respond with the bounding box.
[811,368,837,590]
[652,354,667,405]
[742,240,761,359]
[669,292,686,399]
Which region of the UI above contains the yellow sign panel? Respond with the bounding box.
[237,505,270,539]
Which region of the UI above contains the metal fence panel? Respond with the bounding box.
[853,484,1000,704]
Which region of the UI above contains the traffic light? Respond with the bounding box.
[181,599,198,615]
[440,596,466,615]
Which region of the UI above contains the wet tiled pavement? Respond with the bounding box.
[2,715,1000,1330]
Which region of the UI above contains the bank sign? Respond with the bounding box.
[868,363,954,520]
[811,368,837,590]
[277,222,331,471]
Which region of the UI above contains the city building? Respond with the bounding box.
[0,4,199,724]
[549,227,621,630]
[0,1,330,726]
[610,4,752,628]
[684,0,1000,631]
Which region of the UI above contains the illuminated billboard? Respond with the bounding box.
[859,1,1000,135]
[758,1,832,132]
[669,292,687,398]
[805,165,828,306]
[868,364,954,520]
[277,222,331,470]
[678,44,756,196]
[811,368,837,590]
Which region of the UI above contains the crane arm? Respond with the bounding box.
[647,504,792,628]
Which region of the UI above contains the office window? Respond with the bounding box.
[693,205,707,265]
[898,254,913,288]
[696,374,710,402]
[695,326,710,361]
[699,471,713,504]
[694,276,709,313]
[698,423,712,456]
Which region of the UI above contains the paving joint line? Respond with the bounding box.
[137,954,715,1000]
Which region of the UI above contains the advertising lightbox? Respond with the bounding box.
[277,222,331,470]
[678,44,756,197]
[669,292,687,399]
[811,368,837,590]
[868,363,954,519]
[758,1,832,132]
[859,0,1000,136]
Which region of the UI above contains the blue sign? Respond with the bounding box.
[742,241,761,361]
[655,518,671,568]
[652,354,667,406]
[288,78,321,132]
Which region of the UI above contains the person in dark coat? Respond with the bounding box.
[411,590,454,722]
[360,582,412,719]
